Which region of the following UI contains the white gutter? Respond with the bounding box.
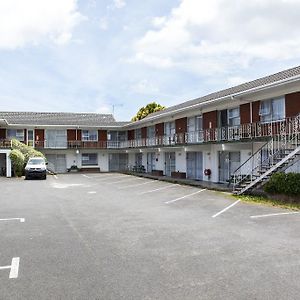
[123,74,300,128]
[3,124,128,129]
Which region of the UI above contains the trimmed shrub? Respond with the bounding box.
[11,139,44,163]
[9,149,25,177]
[264,172,300,196]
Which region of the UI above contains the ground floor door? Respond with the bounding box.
[165,152,176,176]
[218,151,240,183]
[0,153,6,176]
[186,152,203,180]
[135,153,143,167]
[147,152,156,173]
[109,153,128,171]
[46,154,67,173]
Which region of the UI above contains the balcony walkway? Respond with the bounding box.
[123,171,231,192]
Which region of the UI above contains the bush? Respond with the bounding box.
[11,139,44,163]
[264,172,300,196]
[9,149,25,177]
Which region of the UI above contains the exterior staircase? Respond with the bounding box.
[232,113,300,195]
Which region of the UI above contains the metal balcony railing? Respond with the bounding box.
[5,115,300,151]
[0,139,12,149]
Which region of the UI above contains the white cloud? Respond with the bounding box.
[113,0,126,9]
[133,0,300,75]
[99,17,109,31]
[0,0,85,49]
[131,79,159,94]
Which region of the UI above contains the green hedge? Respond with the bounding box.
[264,172,300,196]
[11,139,44,163]
[9,149,25,177]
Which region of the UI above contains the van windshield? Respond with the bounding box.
[28,158,45,165]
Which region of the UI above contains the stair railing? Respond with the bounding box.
[232,113,300,191]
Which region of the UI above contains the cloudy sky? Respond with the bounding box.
[0,0,300,121]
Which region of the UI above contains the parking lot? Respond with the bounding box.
[0,173,299,299]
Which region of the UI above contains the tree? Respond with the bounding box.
[131,102,166,121]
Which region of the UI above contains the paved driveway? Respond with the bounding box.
[0,174,299,299]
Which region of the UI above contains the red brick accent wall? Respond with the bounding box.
[0,129,6,139]
[98,130,107,142]
[77,129,82,141]
[285,92,300,118]
[141,127,147,139]
[240,103,251,124]
[175,117,187,134]
[67,129,76,141]
[155,123,164,136]
[35,129,44,142]
[203,111,217,129]
[252,101,260,123]
[128,130,134,140]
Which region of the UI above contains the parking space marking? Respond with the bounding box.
[107,177,144,185]
[82,174,92,179]
[88,191,97,194]
[250,211,300,219]
[0,218,25,223]
[212,200,241,218]
[165,189,206,204]
[0,257,20,279]
[139,184,179,194]
[54,175,58,180]
[118,180,156,189]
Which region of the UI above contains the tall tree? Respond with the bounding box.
[131,102,165,121]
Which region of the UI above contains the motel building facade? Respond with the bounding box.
[1,66,300,194]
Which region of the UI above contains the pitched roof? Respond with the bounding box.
[0,112,130,127]
[140,65,300,122]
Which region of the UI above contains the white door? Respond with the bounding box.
[46,154,67,173]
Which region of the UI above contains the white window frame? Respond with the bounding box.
[7,129,24,141]
[81,153,98,166]
[228,107,240,126]
[259,97,285,123]
[82,130,98,141]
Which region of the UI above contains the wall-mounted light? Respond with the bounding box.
[76,149,79,154]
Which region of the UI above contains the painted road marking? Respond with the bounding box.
[0,218,25,223]
[165,189,206,204]
[139,184,179,194]
[0,257,20,279]
[118,180,156,189]
[82,174,92,179]
[212,200,241,218]
[88,191,97,194]
[250,211,300,219]
[54,175,58,180]
[107,177,144,185]
[83,175,130,182]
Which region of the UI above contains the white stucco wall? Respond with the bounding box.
[175,150,186,172]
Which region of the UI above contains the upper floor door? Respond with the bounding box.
[45,130,67,148]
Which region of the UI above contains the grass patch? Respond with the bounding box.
[233,194,300,211]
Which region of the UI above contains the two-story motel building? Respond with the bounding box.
[1,66,300,193]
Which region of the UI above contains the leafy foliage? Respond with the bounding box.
[264,172,300,196]
[131,102,165,121]
[11,139,44,163]
[9,149,25,177]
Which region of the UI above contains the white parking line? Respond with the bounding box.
[139,184,179,194]
[88,191,97,194]
[0,218,25,223]
[250,211,300,219]
[0,257,20,279]
[83,175,130,182]
[212,200,241,218]
[165,189,206,204]
[54,175,58,180]
[82,174,92,179]
[118,180,156,189]
[107,177,144,185]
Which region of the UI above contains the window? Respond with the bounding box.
[7,129,24,141]
[82,130,97,141]
[135,128,142,139]
[259,97,285,122]
[228,108,240,126]
[164,121,175,136]
[187,115,203,132]
[81,153,98,166]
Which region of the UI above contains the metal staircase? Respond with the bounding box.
[232,114,300,195]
